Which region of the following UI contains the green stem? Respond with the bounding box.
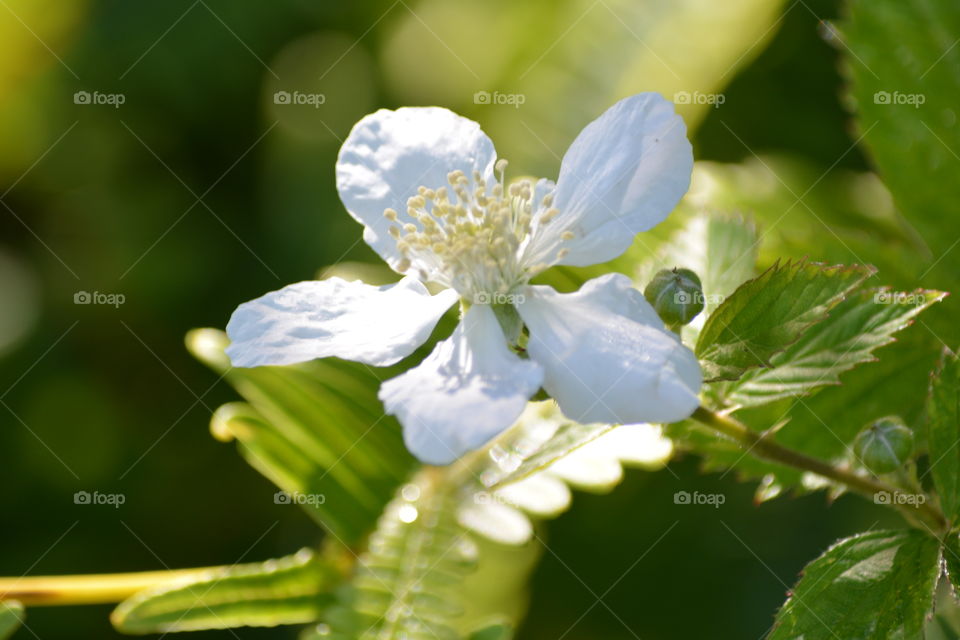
[0,567,218,606]
[691,406,947,532]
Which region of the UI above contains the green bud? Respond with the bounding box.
[853,416,914,474]
[643,267,705,328]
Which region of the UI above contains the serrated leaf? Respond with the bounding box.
[187,329,415,543]
[695,260,873,381]
[111,549,339,634]
[928,348,960,524]
[328,474,479,640]
[728,288,945,406]
[0,601,23,639]
[769,529,940,640]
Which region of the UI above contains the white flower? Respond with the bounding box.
[226,92,701,465]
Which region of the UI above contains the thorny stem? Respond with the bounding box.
[691,406,948,533]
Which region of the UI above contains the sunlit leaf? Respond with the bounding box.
[696,260,873,381]
[327,474,479,640]
[187,329,415,543]
[728,288,945,406]
[769,530,940,640]
[111,549,340,634]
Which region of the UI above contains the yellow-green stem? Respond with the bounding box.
[0,567,217,606]
[691,406,948,532]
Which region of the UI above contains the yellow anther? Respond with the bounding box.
[561,231,576,241]
[540,208,560,224]
[384,208,399,221]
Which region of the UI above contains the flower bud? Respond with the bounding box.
[853,416,914,474]
[643,268,704,328]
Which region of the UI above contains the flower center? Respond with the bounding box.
[383,159,571,300]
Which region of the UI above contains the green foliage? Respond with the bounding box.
[695,260,873,381]
[927,348,960,523]
[769,530,940,640]
[112,550,340,634]
[0,602,23,640]
[727,288,945,406]
[326,474,480,640]
[187,329,416,544]
[841,0,960,280]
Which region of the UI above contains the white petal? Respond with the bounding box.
[538,93,693,267]
[517,273,701,424]
[225,276,457,367]
[457,500,532,546]
[336,107,497,271]
[379,304,543,465]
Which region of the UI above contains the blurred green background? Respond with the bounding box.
[0,0,949,637]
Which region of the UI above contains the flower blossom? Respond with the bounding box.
[226,93,702,465]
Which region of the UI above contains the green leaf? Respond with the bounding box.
[841,0,960,288]
[328,474,480,640]
[111,549,340,634]
[928,348,960,523]
[187,329,415,543]
[0,601,23,639]
[696,260,874,381]
[769,530,940,640]
[728,288,945,406]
